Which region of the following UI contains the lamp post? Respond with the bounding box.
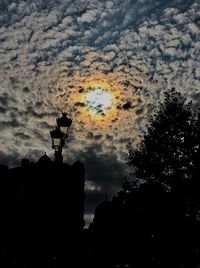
[56,112,72,137]
[50,113,72,163]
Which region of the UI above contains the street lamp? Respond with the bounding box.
[50,126,64,150]
[56,112,72,138]
[50,113,72,163]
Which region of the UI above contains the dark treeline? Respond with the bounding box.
[0,88,200,267]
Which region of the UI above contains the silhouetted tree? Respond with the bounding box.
[127,88,194,190]
[192,109,200,179]
[188,109,200,221]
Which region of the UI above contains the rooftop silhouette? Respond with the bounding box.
[0,154,85,267]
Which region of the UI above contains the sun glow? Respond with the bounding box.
[67,73,123,123]
[84,87,114,115]
[56,72,137,125]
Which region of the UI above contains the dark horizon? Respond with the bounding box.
[1,0,200,227]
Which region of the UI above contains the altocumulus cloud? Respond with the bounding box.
[0,0,200,224]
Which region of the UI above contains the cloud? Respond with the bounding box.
[0,0,200,223]
[79,146,127,218]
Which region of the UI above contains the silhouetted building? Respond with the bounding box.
[0,154,85,266]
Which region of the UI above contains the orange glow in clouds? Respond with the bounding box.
[53,69,154,152]
[69,73,123,124]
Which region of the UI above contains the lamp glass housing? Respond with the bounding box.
[51,137,62,150]
[60,126,69,136]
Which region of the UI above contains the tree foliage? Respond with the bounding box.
[127,88,195,189]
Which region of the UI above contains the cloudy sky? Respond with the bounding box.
[1,0,200,225]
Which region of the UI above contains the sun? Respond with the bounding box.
[63,73,126,124]
[84,87,114,115]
